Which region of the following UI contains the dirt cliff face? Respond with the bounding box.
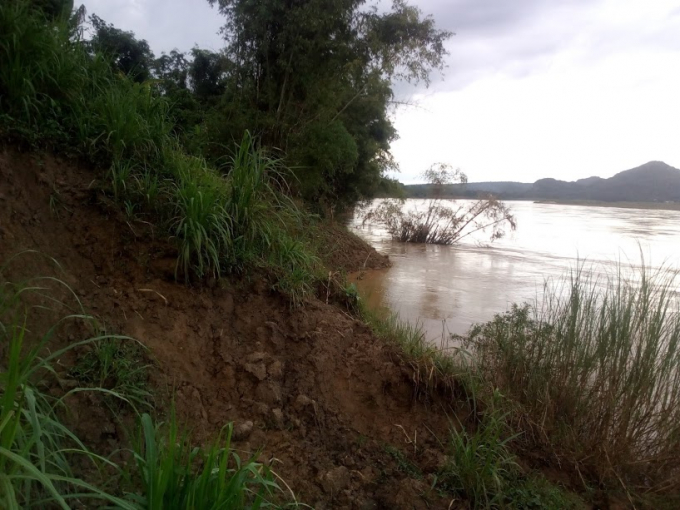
[314,221,391,273]
[0,147,460,508]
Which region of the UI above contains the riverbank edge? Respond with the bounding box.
[349,229,680,509]
[2,145,603,508]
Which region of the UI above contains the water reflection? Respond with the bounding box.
[350,200,680,340]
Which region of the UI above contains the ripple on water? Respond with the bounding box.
[349,199,680,339]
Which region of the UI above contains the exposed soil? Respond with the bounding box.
[315,221,391,273]
[0,146,464,509]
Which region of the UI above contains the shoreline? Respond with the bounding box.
[399,196,680,212]
[531,199,680,211]
[5,143,672,508]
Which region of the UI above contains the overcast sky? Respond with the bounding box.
[81,0,680,184]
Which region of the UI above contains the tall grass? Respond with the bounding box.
[438,403,518,508]
[224,132,322,301]
[128,412,285,509]
[0,1,170,158]
[88,82,171,163]
[0,1,322,302]
[0,257,137,508]
[226,132,282,250]
[164,134,321,299]
[0,1,73,133]
[165,149,233,278]
[0,256,298,507]
[355,292,581,507]
[466,263,680,492]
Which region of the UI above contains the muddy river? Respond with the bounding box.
[349,199,680,340]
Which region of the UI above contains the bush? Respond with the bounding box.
[466,264,680,493]
[361,164,516,245]
[128,413,284,509]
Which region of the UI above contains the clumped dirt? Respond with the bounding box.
[315,222,391,273]
[0,146,464,508]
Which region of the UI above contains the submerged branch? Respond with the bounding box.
[361,195,516,246]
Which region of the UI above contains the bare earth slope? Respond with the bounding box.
[0,146,457,509]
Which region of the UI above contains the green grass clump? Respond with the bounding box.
[128,412,286,509]
[437,400,518,508]
[165,149,234,279]
[466,263,680,494]
[436,393,581,509]
[69,338,152,412]
[0,257,299,507]
[88,81,171,164]
[0,1,322,303]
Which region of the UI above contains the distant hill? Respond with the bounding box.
[402,162,680,203]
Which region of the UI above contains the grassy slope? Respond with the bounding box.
[0,148,453,508]
[0,0,323,304]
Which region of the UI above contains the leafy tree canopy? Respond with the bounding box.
[89,14,155,83]
[80,1,452,209]
[28,0,73,20]
[203,0,452,208]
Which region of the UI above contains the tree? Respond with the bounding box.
[29,0,73,20]
[188,48,228,100]
[152,48,229,152]
[204,0,452,208]
[155,50,190,92]
[89,14,155,83]
[362,164,517,245]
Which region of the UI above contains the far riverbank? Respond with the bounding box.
[533,199,680,211]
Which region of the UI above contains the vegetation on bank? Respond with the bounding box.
[361,164,516,245]
[0,0,441,506]
[3,0,449,211]
[3,1,680,508]
[356,261,680,507]
[466,265,680,501]
[0,1,448,507]
[0,0,329,303]
[0,255,290,508]
[357,303,584,508]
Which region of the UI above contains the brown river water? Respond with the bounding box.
[349,199,680,340]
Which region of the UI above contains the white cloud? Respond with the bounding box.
[78,0,680,183]
[391,0,680,183]
[81,0,224,52]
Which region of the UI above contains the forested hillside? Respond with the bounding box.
[72,0,447,210]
